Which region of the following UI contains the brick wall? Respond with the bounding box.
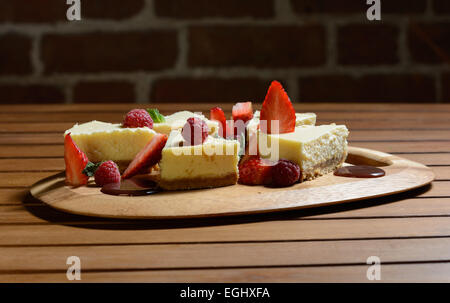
[0,0,449,104]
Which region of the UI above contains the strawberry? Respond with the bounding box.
[232,102,254,123]
[64,133,89,186]
[260,81,296,134]
[210,107,229,138]
[122,133,168,179]
[238,158,273,185]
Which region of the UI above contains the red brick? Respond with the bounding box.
[433,0,450,15]
[83,0,145,20]
[408,22,450,64]
[154,0,274,19]
[73,81,136,103]
[0,84,65,104]
[298,74,436,103]
[188,25,325,68]
[41,31,178,74]
[338,24,398,65]
[291,0,426,14]
[442,73,450,102]
[0,0,65,23]
[150,77,283,103]
[0,0,145,23]
[0,33,32,75]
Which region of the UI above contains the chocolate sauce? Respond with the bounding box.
[101,178,159,196]
[334,165,385,178]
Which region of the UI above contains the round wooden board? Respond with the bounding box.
[30,146,434,219]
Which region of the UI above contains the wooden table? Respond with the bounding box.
[1,103,449,282]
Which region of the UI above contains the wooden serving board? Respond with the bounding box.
[30,147,434,219]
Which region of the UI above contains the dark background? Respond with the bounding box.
[0,0,449,104]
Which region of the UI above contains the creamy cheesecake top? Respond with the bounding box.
[271,124,348,142]
[153,111,219,135]
[65,120,154,136]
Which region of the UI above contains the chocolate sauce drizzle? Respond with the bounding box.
[334,165,386,178]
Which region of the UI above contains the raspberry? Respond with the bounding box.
[238,158,273,185]
[181,117,209,145]
[271,159,301,187]
[94,161,121,187]
[123,109,153,128]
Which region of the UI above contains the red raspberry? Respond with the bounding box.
[238,158,273,185]
[181,117,209,145]
[94,161,121,187]
[123,109,153,128]
[271,159,301,187]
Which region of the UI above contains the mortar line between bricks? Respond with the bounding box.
[1,15,450,35]
[436,72,443,103]
[425,0,434,18]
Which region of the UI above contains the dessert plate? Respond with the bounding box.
[30,147,434,219]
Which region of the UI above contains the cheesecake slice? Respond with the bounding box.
[159,131,240,190]
[258,124,349,181]
[65,121,156,167]
[153,111,219,136]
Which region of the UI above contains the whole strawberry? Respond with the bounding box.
[94,161,121,187]
[271,159,301,187]
[181,117,209,145]
[123,109,154,128]
[238,158,273,185]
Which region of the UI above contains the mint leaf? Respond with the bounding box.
[147,108,166,123]
[82,161,103,177]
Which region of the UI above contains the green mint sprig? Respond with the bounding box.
[147,108,166,123]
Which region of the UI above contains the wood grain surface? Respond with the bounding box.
[0,103,449,282]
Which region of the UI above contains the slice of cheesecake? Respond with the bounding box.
[153,111,219,136]
[64,121,156,168]
[159,131,240,190]
[258,124,349,181]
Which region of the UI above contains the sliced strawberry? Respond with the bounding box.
[260,81,296,134]
[64,133,89,186]
[122,133,168,179]
[238,157,273,185]
[232,102,253,123]
[210,106,229,138]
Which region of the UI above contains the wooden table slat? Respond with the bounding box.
[1,238,450,272]
[1,217,450,247]
[1,103,450,113]
[0,111,449,124]
[2,262,450,283]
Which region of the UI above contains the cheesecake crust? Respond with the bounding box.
[301,149,348,181]
[159,172,238,190]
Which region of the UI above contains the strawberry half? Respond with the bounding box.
[260,81,296,134]
[238,157,273,185]
[122,133,168,179]
[232,102,253,123]
[64,133,89,186]
[210,106,230,138]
